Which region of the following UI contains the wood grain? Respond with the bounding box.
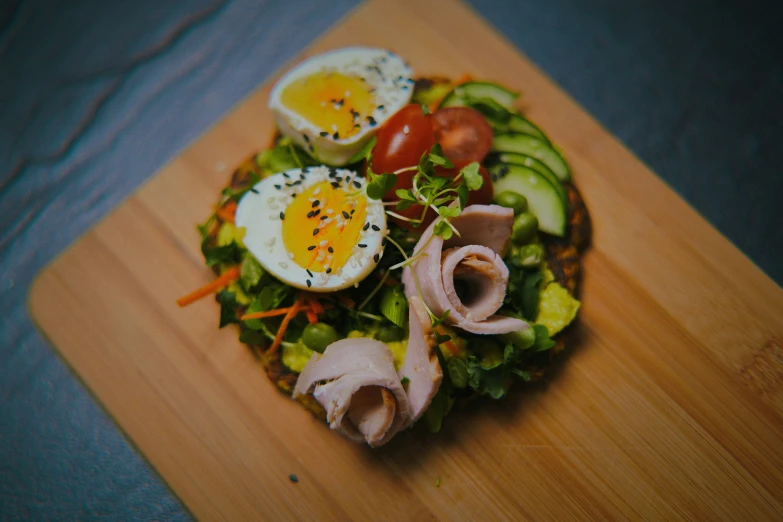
[28,0,783,519]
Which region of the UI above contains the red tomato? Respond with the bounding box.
[370,104,435,198]
[432,107,493,167]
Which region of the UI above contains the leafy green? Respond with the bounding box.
[216,290,239,328]
[240,255,264,290]
[433,220,454,240]
[423,383,455,433]
[346,136,377,164]
[505,264,543,321]
[201,239,242,268]
[447,358,469,388]
[460,162,483,190]
[379,286,408,328]
[531,324,556,352]
[238,329,267,345]
[466,343,531,399]
[366,173,397,200]
[256,138,317,173]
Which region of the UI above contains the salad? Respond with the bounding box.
[177,47,590,446]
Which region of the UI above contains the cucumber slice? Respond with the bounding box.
[492,132,570,181]
[488,153,567,205]
[440,81,520,110]
[508,114,550,143]
[491,165,567,237]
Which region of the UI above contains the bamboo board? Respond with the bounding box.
[29,0,783,519]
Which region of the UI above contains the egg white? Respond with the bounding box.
[235,166,387,292]
[269,47,414,167]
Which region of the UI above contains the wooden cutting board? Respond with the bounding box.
[29,0,783,519]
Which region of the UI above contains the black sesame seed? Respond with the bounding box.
[312,209,320,217]
[353,180,361,189]
[329,168,338,178]
[306,269,313,277]
[377,104,385,110]
[371,224,380,231]
[334,177,342,182]
[279,212,285,220]
[282,172,290,178]
[328,246,334,253]
[291,193,297,198]
[363,223,370,231]
[319,131,329,137]
[342,211,350,219]
[249,188,259,194]
[350,209,355,214]
[306,280,312,288]
[307,245,316,251]
[313,228,319,236]
[307,211,315,218]
[367,116,377,126]
[382,238,387,246]
[326,268,332,274]
[331,182,340,189]
[333,132,339,140]
[374,253,380,263]
[358,243,367,248]
[312,200,320,208]
[401,85,409,90]
[321,215,329,220]
[354,123,361,129]
[293,180,302,186]
[303,134,310,142]
[274,184,282,190]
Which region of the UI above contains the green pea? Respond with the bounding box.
[302,322,339,353]
[517,244,544,268]
[377,325,405,343]
[493,191,528,215]
[511,212,538,244]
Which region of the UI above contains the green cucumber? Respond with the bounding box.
[492,132,570,181]
[488,153,567,205]
[440,81,520,110]
[491,165,567,237]
[508,114,549,143]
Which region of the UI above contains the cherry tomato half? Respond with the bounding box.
[371,104,435,198]
[433,107,493,168]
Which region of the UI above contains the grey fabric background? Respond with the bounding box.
[1,0,780,518]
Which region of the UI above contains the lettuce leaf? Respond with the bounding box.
[467,343,531,399]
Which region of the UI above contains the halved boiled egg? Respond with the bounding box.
[269,47,414,166]
[235,166,387,292]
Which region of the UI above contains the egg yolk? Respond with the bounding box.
[282,181,368,273]
[281,71,374,138]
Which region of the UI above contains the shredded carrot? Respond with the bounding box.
[305,309,318,324]
[307,296,325,315]
[336,294,356,309]
[240,307,301,320]
[176,266,240,307]
[436,326,459,356]
[456,73,473,85]
[216,201,237,223]
[269,296,305,354]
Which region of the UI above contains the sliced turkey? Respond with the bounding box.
[293,338,411,447]
[399,296,443,422]
[402,204,529,335]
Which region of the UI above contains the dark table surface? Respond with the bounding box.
[1,0,781,519]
